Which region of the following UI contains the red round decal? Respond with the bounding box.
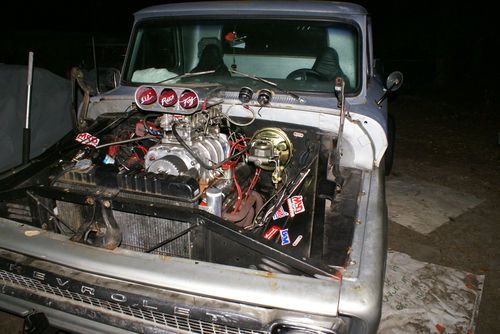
[135,87,157,105]
[159,89,178,107]
[179,90,198,109]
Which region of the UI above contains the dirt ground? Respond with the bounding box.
[387,93,500,333]
[0,93,498,333]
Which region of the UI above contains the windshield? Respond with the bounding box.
[123,19,359,94]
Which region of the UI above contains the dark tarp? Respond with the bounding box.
[0,64,73,172]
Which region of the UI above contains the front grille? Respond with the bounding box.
[0,268,266,334]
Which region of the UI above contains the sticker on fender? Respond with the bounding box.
[272,206,289,220]
[292,235,303,246]
[280,229,291,245]
[287,195,305,218]
[75,133,100,148]
[263,226,280,240]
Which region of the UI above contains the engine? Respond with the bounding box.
[60,83,298,231]
[136,84,229,184]
[144,111,230,182]
[130,83,296,222]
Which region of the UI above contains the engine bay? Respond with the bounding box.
[0,83,361,277]
[68,84,308,227]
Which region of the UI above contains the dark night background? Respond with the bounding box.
[0,0,498,102]
[0,1,499,333]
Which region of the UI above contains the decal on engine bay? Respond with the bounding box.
[263,226,280,240]
[280,229,291,245]
[272,206,289,220]
[292,235,303,247]
[287,195,305,218]
[75,133,100,148]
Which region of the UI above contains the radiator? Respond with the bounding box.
[56,201,191,258]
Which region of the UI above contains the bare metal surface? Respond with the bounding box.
[338,168,386,333]
[0,218,340,316]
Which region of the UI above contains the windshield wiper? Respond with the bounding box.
[155,70,216,84]
[229,69,305,103]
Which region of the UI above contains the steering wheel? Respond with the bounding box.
[286,68,327,81]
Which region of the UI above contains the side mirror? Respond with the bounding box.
[376,71,403,107]
[386,71,403,92]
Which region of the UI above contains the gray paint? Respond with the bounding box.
[134,1,368,20]
[0,2,390,333]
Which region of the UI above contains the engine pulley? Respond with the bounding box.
[147,155,188,175]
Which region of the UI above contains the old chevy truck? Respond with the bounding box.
[0,1,402,333]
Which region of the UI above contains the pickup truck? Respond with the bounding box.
[0,1,402,333]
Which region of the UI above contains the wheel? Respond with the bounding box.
[286,68,327,81]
